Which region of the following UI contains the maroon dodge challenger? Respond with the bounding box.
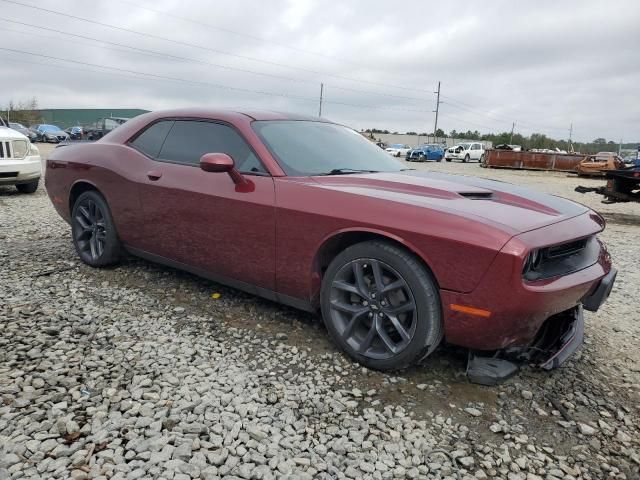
[46,109,616,378]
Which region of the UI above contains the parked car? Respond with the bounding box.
[65,126,84,140]
[385,143,411,157]
[0,124,42,193]
[31,124,69,143]
[495,144,522,152]
[576,152,626,177]
[45,109,615,376]
[406,144,444,162]
[445,142,485,162]
[9,122,38,142]
[84,117,129,141]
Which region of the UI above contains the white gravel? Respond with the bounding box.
[0,145,638,479]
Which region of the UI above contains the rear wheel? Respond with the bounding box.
[16,180,39,194]
[71,190,122,267]
[479,154,485,164]
[321,241,443,371]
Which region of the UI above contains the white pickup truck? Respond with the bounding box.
[0,118,42,193]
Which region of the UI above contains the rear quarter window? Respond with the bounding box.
[129,121,174,158]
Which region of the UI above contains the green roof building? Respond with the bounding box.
[38,109,149,129]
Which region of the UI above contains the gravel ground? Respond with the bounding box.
[0,145,638,479]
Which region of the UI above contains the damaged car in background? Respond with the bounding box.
[0,118,42,193]
[44,109,616,384]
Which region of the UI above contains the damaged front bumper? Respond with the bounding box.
[467,267,616,384]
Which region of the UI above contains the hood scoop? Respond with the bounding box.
[458,191,494,200]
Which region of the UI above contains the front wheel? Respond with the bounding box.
[321,241,443,371]
[463,154,470,163]
[71,190,122,267]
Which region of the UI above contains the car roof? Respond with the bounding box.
[104,108,337,146]
[133,108,329,123]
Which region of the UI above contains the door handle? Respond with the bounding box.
[147,170,162,181]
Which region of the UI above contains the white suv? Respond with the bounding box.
[0,121,42,193]
[385,143,412,157]
[445,142,485,163]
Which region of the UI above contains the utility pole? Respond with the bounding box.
[318,83,324,117]
[509,122,515,144]
[433,81,441,143]
[568,122,573,152]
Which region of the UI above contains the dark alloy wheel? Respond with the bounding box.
[71,191,121,266]
[321,241,443,370]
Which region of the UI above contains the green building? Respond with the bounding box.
[38,109,149,129]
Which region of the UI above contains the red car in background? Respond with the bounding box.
[45,109,616,379]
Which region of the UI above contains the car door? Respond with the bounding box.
[470,143,480,160]
[132,119,277,291]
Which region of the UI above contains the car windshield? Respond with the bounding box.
[459,143,472,149]
[40,125,61,132]
[9,122,24,129]
[252,120,406,176]
[389,144,405,148]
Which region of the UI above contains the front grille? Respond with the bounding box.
[0,172,19,178]
[0,141,11,158]
[523,236,598,281]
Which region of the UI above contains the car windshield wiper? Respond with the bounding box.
[320,168,380,175]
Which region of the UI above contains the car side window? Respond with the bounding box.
[158,120,267,174]
[130,121,174,158]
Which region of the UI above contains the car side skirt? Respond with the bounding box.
[125,246,316,313]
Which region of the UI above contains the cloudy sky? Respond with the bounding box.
[0,0,638,142]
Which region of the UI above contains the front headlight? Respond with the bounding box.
[29,143,39,156]
[11,139,28,159]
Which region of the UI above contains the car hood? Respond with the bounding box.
[44,130,67,136]
[0,126,28,141]
[311,170,589,235]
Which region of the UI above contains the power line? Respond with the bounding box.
[441,94,568,133]
[438,112,501,132]
[0,0,434,94]
[0,46,438,114]
[114,0,368,69]
[0,17,433,103]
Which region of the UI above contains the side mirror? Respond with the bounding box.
[200,152,249,187]
[200,153,234,173]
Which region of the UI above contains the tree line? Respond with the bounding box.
[363,128,638,155]
[2,98,43,127]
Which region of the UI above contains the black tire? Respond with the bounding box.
[479,154,485,164]
[445,158,451,162]
[16,180,39,194]
[320,240,443,371]
[463,154,470,163]
[71,190,122,267]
